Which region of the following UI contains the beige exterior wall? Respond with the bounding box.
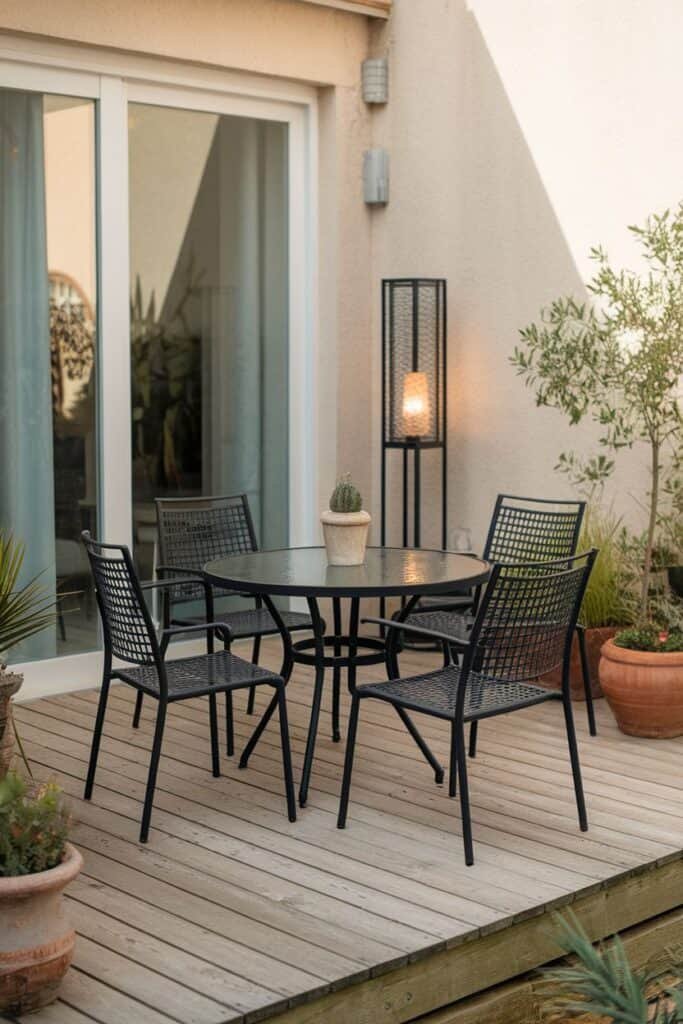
[3,0,681,551]
[371,0,683,549]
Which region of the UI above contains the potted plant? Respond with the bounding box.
[0,771,82,1015]
[513,204,683,737]
[321,476,371,566]
[0,533,55,777]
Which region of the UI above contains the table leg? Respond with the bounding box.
[238,594,294,770]
[299,596,326,807]
[331,597,342,743]
[385,594,445,784]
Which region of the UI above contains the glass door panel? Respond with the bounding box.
[0,88,99,661]
[128,103,289,580]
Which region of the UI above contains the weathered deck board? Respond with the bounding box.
[10,637,683,1024]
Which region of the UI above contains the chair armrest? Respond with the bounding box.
[141,575,206,591]
[362,616,471,647]
[161,622,228,639]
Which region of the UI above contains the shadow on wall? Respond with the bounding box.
[449,9,593,549]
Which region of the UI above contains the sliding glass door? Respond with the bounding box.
[0,87,99,661]
[127,103,290,578]
[0,50,314,684]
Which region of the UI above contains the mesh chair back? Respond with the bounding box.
[156,494,258,604]
[466,551,596,687]
[82,532,159,666]
[483,494,585,564]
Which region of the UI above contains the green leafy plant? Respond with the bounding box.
[547,912,683,1022]
[513,204,683,626]
[578,506,634,629]
[0,533,55,659]
[614,626,683,653]
[0,771,70,877]
[329,475,363,514]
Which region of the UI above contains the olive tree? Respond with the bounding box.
[512,204,683,624]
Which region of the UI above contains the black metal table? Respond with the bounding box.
[204,546,490,806]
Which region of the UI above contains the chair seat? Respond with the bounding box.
[117,650,281,701]
[359,664,560,721]
[176,607,316,641]
[401,609,472,643]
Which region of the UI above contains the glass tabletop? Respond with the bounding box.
[203,546,490,598]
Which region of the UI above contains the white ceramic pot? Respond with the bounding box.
[321,510,371,566]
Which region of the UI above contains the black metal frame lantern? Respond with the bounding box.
[381,278,447,551]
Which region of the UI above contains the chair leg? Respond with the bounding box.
[247,634,261,715]
[449,720,458,797]
[394,705,445,784]
[239,692,278,769]
[209,692,220,777]
[84,673,111,800]
[299,661,326,807]
[455,722,475,865]
[468,720,478,758]
[140,700,167,844]
[337,692,361,828]
[332,597,342,742]
[225,690,234,757]
[132,691,144,729]
[563,695,588,832]
[577,626,597,737]
[275,682,297,822]
[332,670,341,743]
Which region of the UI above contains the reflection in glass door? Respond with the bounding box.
[0,88,99,661]
[128,104,289,578]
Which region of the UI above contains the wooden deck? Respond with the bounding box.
[10,637,683,1024]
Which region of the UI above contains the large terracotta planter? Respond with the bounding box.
[0,669,23,778]
[0,843,83,1015]
[599,638,683,738]
[540,627,616,700]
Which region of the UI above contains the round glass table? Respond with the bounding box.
[204,546,490,805]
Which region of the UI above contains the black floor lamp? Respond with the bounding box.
[380,278,447,556]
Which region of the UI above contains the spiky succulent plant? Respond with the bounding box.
[329,476,362,514]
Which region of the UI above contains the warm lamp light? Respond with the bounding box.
[401,372,430,437]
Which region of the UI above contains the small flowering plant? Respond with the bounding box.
[0,771,70,877]
[614,626,683,653]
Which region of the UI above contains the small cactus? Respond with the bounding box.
[329,475,362,513]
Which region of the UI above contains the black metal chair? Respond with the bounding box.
[81,532,296,843]
[131,494,320,755]
[404,494,596,737]
[339,550,596,866]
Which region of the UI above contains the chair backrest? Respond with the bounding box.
[155,494,258,604]
[464,550,596,692]
[82,532,160,667]
[483,494,585,564]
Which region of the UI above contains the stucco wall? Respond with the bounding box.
[371,0,683,549]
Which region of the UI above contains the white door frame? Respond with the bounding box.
[0,36,319,699]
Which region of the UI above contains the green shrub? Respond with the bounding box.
[579,507,635,629]
[614,626,683,653]
[0,771,70,876]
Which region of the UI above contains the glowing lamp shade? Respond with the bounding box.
[401,372,430,436]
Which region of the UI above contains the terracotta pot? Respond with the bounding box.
[0,669,23,779]
[0,843,83,1015]
[320,510,371,566]
[599,638,683,738]
[539,627,616,700]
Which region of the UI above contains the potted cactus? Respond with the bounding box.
[321,476,371,566]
